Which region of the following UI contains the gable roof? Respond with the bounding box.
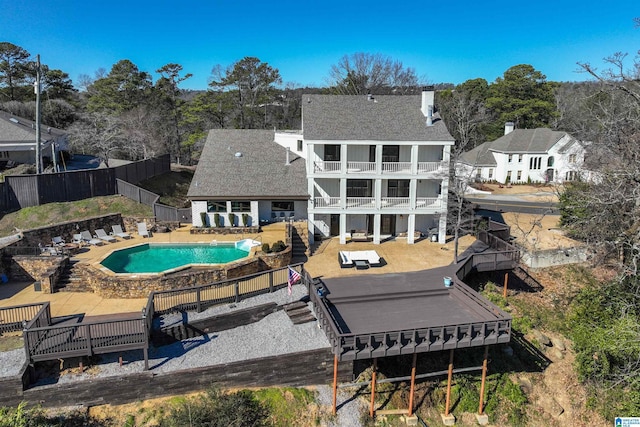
[460,128,573,166]
[187,129,308,200]
[302,94,454,142]
[0,110,66,144]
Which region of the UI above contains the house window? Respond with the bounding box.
[508,154,513,163]
[569,154,576,164]
[518,154,523,163]
[387,180,410,197]
[0,151,9,159]
[476,168,482,180]
[517,171,522,181]
[324,145,340,161]
[382,145,399,162]
[347,180,372,197]
[271,201,294,211]
[231,201,251,212]
[206,201,227,212]
[296,140,303,152]
[529,157,542,170]
[565,171,579,181]
[547,156,554,167]
[506,171,512,183]
[488,168,494,179]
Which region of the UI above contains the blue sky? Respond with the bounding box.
[1,0,638,90]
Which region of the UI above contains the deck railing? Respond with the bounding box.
[151,263,306,315]
[24,317,147,362]
[0,302,49,333]
[312,160,446,175]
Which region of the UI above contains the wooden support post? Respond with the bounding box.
[79,360,83,373]
[143,348,149,371]
[478,346,489,415]
[370,358,378,418]
[408,353,417,416]
[332,355,338,415]
[503,272,509,298]
[119,355,123,367]
[444,349,454,416]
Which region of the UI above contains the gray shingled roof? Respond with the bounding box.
[187,129,308,200]
[302,94,455,142]
[0,110,66,143]
[460,128,572,166]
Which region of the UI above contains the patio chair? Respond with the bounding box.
[51,236,65,246]
[95,228,116,243]
[137,222,150,238]
[80,230,103,246]
[111,224,131,239]
[72,233,83,245]
[39,243,60,256]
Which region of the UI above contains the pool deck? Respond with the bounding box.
[0,221,478,317]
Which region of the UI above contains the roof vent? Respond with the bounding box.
[234,152,242,158]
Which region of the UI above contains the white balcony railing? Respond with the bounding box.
[313,160,447,175]
[382,162,412,173]
[417,161,446,174]
[314,161,341,173]
[313,196,442,210]
[346,161,376,173]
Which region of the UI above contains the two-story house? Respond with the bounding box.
[459,123,588,184]
[189,89,455,245]
[275,89,455,244]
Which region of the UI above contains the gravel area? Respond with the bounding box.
[0,348,26,377]
[316,384,367,427]
[29,284,331,385]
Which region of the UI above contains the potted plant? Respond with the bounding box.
[199,212,208,228]
[228,213,235,227]
[242,213,249,227]
[214,213,221,228]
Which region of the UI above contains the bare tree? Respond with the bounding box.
[327,52,421,95]
[68,112,124,167]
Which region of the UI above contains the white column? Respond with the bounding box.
[376,143,383,174]
[409,178,417,210]
[407,214,416,244]
[438,212,447,244]
[340,178,347,208]
[373,214,381,244]
[375,178,382,209]
[411,144,418,174]
[341,144,347,172]
[339,213,347,244]
[307,214,315,245]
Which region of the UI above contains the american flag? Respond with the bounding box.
[288,266,301,295]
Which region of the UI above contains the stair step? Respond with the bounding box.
[286,307,311,317]
[291,313,317,324]
[283,301,307,312]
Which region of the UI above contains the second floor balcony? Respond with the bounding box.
[313,196,442,211]
[313,161,446,175]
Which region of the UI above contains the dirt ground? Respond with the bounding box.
[501,212,580,251]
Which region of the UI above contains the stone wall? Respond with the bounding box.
[15,214,124,248]
[521,246,589,269]
[5,255,67,293]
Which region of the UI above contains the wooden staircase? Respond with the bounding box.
[283,301,316,325]
[290,222,310,262]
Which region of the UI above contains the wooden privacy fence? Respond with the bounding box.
[0,155,170,212]
[116,178,192,223]
[150,263,306,316]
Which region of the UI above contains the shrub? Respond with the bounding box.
[214,213,221,228]
[199,212,208,227]
[271,240,287,253]
[228,213,235,227]
[261,243,270,253]
[242,213,249,227]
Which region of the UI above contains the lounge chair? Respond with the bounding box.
[111,224,131,239]
[137,222,150,238]
[95,228,116,243]
[72,233,83,245]
[338,251,353,268]
[80,230,103,246]
[51,236,65,246]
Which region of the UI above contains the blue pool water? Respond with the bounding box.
[100,243,250,273]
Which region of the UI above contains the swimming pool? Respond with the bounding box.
[100,241,259,274]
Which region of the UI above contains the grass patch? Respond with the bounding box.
[0,333,23,352]
[138,170,193,208]
[0,196,153,236]
[254,387,318,426]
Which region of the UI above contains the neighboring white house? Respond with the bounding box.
[459,123,588,185]
[0,110,68,168]
[188,89,455,245]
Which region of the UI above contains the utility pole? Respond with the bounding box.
[34,54,42,174]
